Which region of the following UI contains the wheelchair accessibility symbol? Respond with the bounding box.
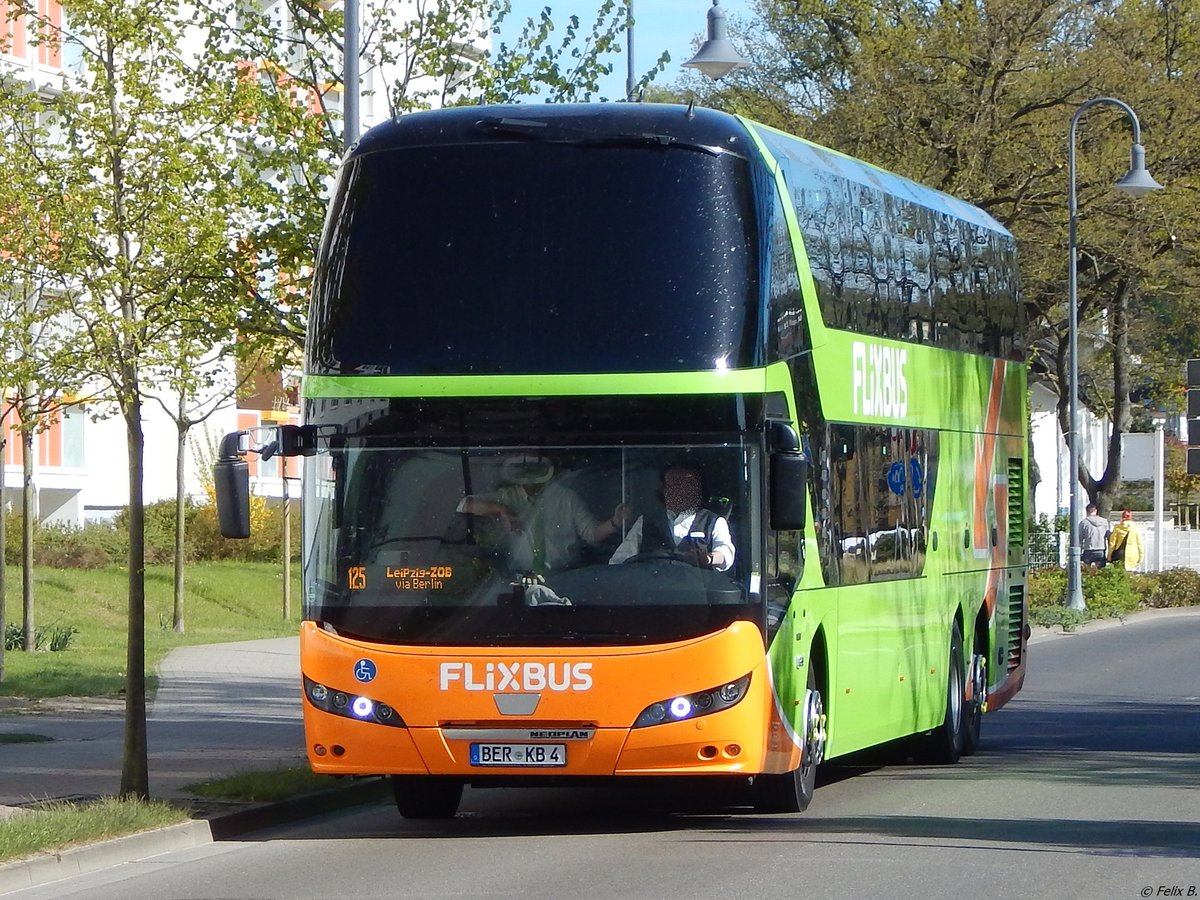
[353,659,377,683]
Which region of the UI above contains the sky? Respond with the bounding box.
[498,1,755,101]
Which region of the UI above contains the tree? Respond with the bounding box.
[12,0,281,798]
[209,0,656,349]
[5,0,659,796]
[700,0,1200,513]
[0,81,83,669]
[146,337,279,634]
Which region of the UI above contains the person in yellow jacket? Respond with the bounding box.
[1107,510,1144,571]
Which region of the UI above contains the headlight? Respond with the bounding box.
[303,675,407,728]
[633,674,751,728]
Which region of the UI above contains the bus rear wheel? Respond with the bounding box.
[962,651,986,757]
[391,775,463,819]
[752,666,825,813]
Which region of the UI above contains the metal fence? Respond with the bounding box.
[1026,526,1200,573]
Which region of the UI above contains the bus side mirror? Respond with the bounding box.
[214,431,251,539]
[770,452,808,531]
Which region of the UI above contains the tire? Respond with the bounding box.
[926,623,966,765]
[391,775,463,819]
[962,649,985,757]
[753,665,825,813]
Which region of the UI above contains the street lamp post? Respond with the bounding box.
[344,0,359,151]
[626,1,636,101]
[1065,97,1162,612]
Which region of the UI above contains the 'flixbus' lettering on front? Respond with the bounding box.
[439,661,594,692]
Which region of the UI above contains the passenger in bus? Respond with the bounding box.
[609,464,735,571]
[457,457,550,534]
[458,456,632,573]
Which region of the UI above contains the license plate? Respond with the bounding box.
[469,743,567,767]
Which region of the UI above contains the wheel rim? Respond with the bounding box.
[802,688,826,770]
[970,654,987,713]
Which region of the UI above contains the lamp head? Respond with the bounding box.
[1114,143,1164,198]
[682,1,749,81]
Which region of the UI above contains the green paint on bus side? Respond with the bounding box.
[742,115,1027,760]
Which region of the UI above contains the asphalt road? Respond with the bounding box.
[13,609,1200,900]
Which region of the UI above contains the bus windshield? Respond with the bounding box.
[303,442,761,647]
[306,137,761,376]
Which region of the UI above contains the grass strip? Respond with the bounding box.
[1,561,299,701]
[0,734,53,745]
[185,766,332,803]
[0,797,189,864]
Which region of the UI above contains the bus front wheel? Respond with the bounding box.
[391,775,463,819]
[752,666,825,813]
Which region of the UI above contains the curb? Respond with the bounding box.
[207,777,390,841]
[0,820,211,895]
[1029,604,1200,644]
[0,778,389,895]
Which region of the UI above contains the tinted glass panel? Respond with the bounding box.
[302,442,760,647]
[756,127,1023,360]
[807,422,937,586]
[308,143,761,375]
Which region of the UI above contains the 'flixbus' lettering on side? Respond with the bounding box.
[852,340,908,419]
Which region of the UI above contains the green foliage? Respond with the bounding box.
[3,500,297,570]
[4,516,120,569]
[1082,566,1142,618]
[114,498,198,565]
[186,766,331,803]
[5,621,78,652]
[1028,564,1198,627]
[1133,567,1200,608]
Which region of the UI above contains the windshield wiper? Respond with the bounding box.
[475,117,728,157]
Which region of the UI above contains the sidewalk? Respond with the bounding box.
[0,634,391,893]
[0,637,307,809]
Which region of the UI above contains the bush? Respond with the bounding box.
[114,497,201,565]
[2,496,298,569]
[189,499,296,563]
[1082,566,1141,618]
[1136,567,1200,608]
[4,622,79,652]
[1028,564,1197,628]
[4,518,117,569]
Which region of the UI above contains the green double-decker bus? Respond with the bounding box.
[218,103,1028,818]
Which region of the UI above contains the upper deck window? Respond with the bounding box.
[307,139,761,375]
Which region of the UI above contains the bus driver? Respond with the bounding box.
[609,464,735,571]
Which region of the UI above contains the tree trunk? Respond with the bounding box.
[120,391,150,800]
[1095,279,1133,515]
[20,422,34,652]
[173,421,186,634]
